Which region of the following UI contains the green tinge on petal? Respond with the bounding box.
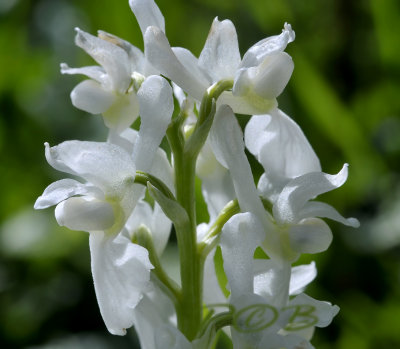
[102,92,140,133]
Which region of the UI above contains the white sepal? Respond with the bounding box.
[289,262,317,295]
[288,218,333,254]
[60,63,105,84]
[34,179,101,209]
[253,259,292,307]
[258,333,314,349]
[70,80,116,115]
[102,93,140,133]
[273,164,355,225]
[221,212,265,298]
[288,293,340,328]
[126,200,171,256]
[74,28,131,92]
[234,52,293,100]
[44,141,135,191]
[90,231,153,335]
[239,23,295,69]
[245,110,321,181]
[144,26,207,100]
[210,105,265,217]
[297,201,360,228]
[198,17,241,82]
[55,196,115,232]
[134,75,173,171]
[129,0,165,35]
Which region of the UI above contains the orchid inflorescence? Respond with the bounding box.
[34,0,359,348]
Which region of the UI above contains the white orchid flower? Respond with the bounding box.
[210,105,359,262]
[143,16,294,114]
[34,75,174,335]
[244,108,360,254]
[34,141,152,335]
[220,213,338,349]
[61,27,158,133]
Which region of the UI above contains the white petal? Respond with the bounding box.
[245,110,321,179]
[55,196,115,232]
[238,52,293,100]
[126,201,171,256]
[108,128,138,155]
[288,218,333,254]
[252,52,294,99]
[230,293,278,347]
[196,139,227,180]
[154,325,191,349]
[258,333,314,349]
[172,47,211,86]
[210,106,271,221]
[288,293,340,328]
[257,333,287,349]
[102,92,140,133]
[134,75,173,171]
[201,172,235,222]
[298,201,360,228]
[257,172,289,203]
[97,30,151,75]
[125,200,153,233]
[60,63,105,84]
[197,140,235,220]
[34,179,101,209]
[217,90,277,115]
[273,164,350,224]
[289,262,317,295]
[253,259,292,307]
[132,286,176,349]
[129,0,165,35]
[221,212,265,298]
[144,26,207,100]
[172,82,186,106]
[44,141,136,191]
[90,232,153,335]
[75,28,131,92]
[210,105,282,259]
[240,23,295,69]
[198,17,241,81]
[149,148,174,193]
[70,80,116,115]
[283,335,314,349]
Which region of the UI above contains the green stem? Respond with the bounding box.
[174,148,203,340]
[198,309,233,348]
[198,199,240,258]
[165,79,235,341]
[134,171,175,201]
[133,225,181,306]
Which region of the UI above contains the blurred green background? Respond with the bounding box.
[0,0,400,348]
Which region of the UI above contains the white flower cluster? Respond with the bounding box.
[35,0,359,348]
